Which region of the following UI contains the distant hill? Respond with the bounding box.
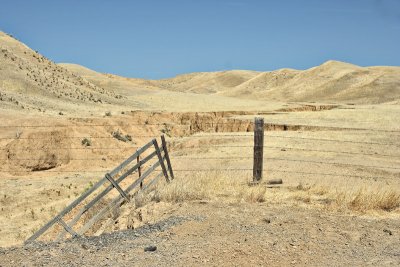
[63,60,400,104]
[226,61,400,104]
[0,31,121,113]
[58,63,159,95]
[148,60,400,104]
[1,30,399,112]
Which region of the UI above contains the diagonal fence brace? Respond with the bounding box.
[105,173,130,202]
[58,217,78,238]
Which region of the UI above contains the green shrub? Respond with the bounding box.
[112,130,132,142]
[81,137,91,147]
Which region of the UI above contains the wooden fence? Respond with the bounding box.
[25,135,173,244]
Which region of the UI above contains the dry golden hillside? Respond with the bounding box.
[0,31,123,114]
[0,32,275,114]
[61,60,400,104]
[154,70,260,94]
[147,60,400,104]
[229,61,400,103]
[58,63,159,95]
[2,29,399,115]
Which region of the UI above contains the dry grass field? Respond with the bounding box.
[1,31,400,265]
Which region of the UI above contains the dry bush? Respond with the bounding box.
[153,172,215,202]
[244,186,267,203]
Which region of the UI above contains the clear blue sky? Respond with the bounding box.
[1,0,399,79]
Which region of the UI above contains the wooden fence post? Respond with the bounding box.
[161,135,174,180]
[253,117,264,182]
[153,139,170,182]
[137,155,142,189]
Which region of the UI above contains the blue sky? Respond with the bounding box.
[0,0,399,79]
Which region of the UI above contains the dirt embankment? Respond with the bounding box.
[277,104,338,112]
[127,107,343,135]
[1,106,347,174]
[4,130,71,172]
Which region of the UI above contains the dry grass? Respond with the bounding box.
[151,172,400,214]
[290,183,400,213]
[153,171,267,203]
[335,188,400,212]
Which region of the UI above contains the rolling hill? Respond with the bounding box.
[146,60,400,104]
[1,30,400,113]
[61,61,400,104]
[0,31,122,114]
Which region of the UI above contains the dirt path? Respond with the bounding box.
[1,201,399,266]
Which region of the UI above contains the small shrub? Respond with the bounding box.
[105,111,112,117]
[81,138,91,147]
[295,182,311,191]
[30,209,35,219]
[112,130,132,142]
[161,125,171,137]
[83,181,94,193]
[15,131,22,139]
[245,186,267,203]
[112,130,125,141]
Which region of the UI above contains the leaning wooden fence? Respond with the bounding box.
[25,135,174,244]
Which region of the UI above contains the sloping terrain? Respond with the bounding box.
[1,31,283,114]
[2,29,400,116]
[152,61,400,104]
[0,32,122,114]
[61,60,400,104]
[58,63,159,95]
[230,61,400,104]
[1,29,400,115]
[154,70,260,94]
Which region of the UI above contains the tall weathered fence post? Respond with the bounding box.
[253,117,264,182]
[137,155,142,189]
[161,135,174,180]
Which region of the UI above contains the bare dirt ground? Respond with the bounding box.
[1,201,399,266]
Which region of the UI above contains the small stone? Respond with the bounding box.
[383,229,393,236]
[267,179,283,185]
[144,245,157,252]
[262,218,271,224]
